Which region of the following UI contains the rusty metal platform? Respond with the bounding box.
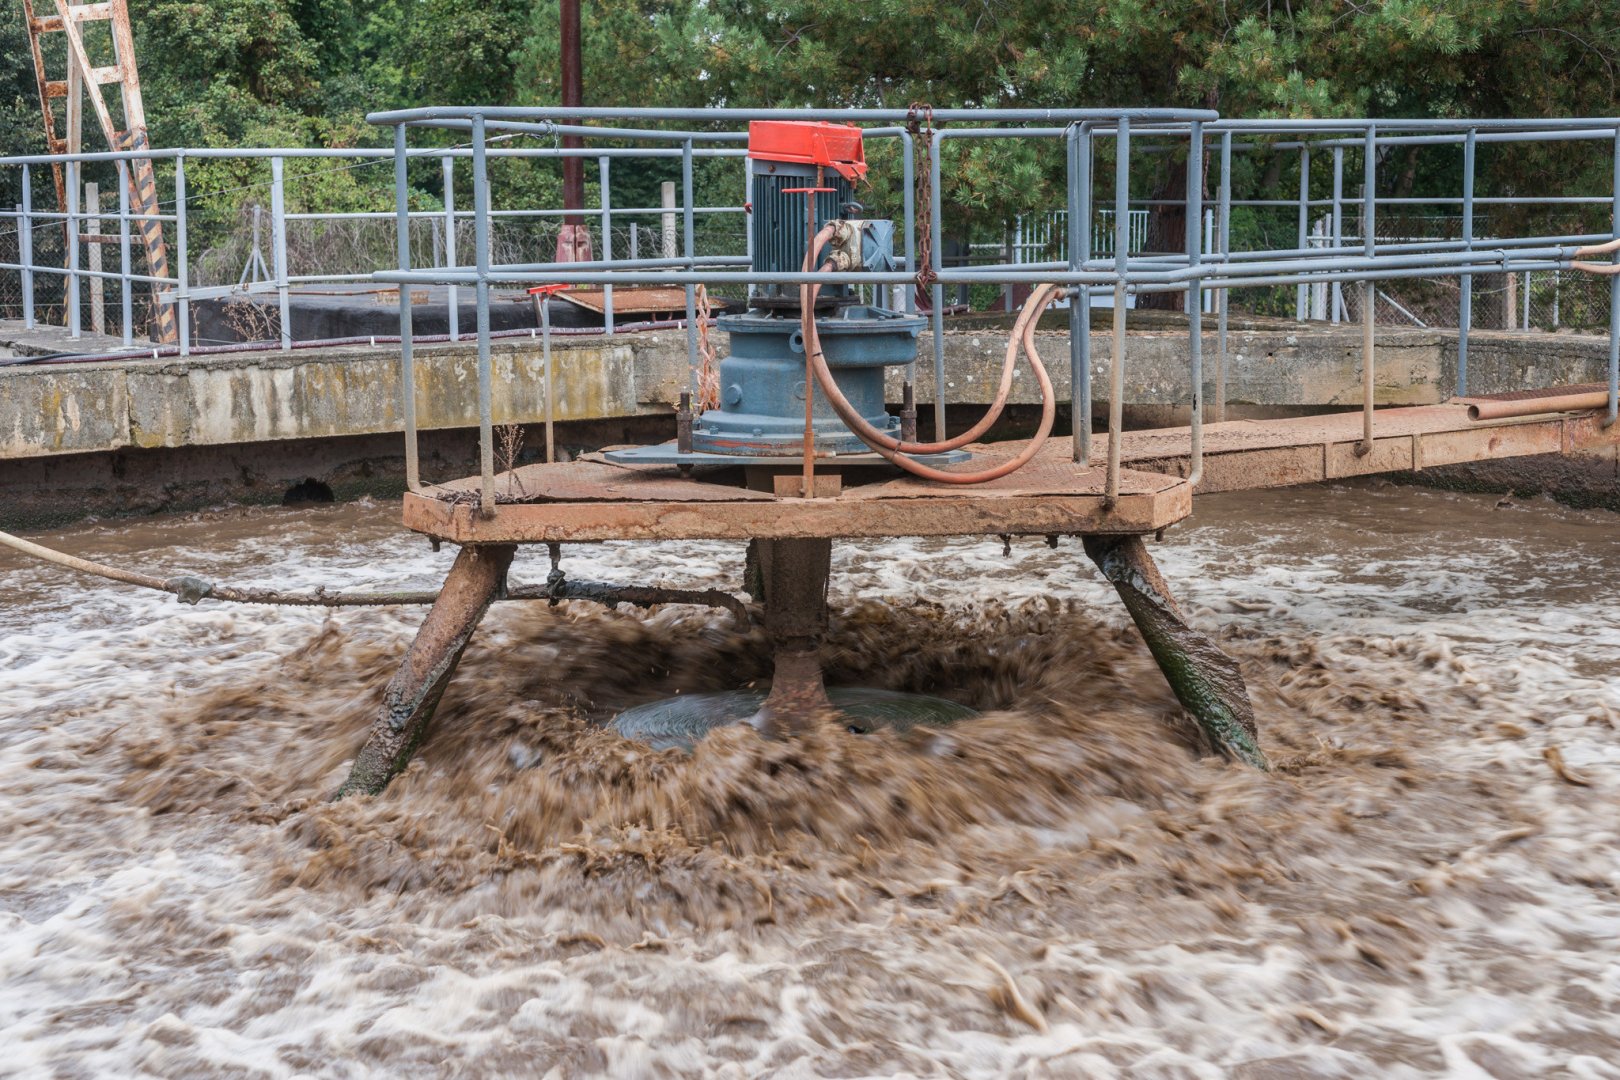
[1116,398,1619,493]
[404,449,1190,543]
[553,287,692,318]
[403,394,1619,545]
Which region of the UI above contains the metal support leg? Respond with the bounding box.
[751,537,833,737]
[1359,125,1378,455]
[1083,534,1267,769]
[336,543,516,797]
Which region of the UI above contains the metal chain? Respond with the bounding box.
[695,283,719,411]
[907,102,937,289]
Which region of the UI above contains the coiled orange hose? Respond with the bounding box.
[797,233,1058,483]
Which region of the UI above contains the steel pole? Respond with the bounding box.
[1608,127,1620,426]
[66,158,80,338]
[1186,120,1204,486]
[1459,130,1475,394]
[599,154,614,335]
[1067,123,1093,465]
[1078,124,1095,465]
[683,139,698,398]
[744,152,754,305]
[901,130,916,314]
[1296,146,1310,320]
[174,154,189,355]
[930,134,947,436]
[1331,146,1344,323]
[20,164,34,329]
[271,156,292,351]
[1216,131,1231,420]
[472,114,495,512]
[393,127,420,491]
[116,161,131,344]
[1360,126,1376,454]
[443,155,458,342]
[1107,116,1130,506]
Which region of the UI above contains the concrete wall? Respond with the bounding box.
[5,321,1614,462]
[0,335,654,461]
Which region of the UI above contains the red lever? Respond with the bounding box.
[526,284,571,296]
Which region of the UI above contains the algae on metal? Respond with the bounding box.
[1082,533,1268,769]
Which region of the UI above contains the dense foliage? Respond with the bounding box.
[2,2,1617,247]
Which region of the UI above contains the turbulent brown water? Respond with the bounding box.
[2,484,1617,1078]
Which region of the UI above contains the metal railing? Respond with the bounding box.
[349,107,1620,512]
[3,109,1618,515]
[0,140,751,352]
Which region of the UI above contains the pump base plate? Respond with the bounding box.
[603,442,970,467]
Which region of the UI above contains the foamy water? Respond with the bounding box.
[1,485,1617,1078]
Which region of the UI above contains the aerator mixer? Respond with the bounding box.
[607,121,957,465]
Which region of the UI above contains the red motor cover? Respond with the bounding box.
[747,121,867,181]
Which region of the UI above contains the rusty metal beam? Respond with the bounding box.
[335,544,515,797]
[1083,534,1267,769]
[752,538,833,737]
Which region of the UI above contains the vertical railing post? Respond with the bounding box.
[1216,130,1231,421]
[1295,145,1310,321]
[599,154,614,335]
[66,158,80,338]
[1106,116,1130,506]
[442,155,458,343]
[271,156,291,351]
[175,153,190,356]
[472,114,495,512]
[1067,122,1093,465]
[1331,146,1344,324]
[86,181,104,336]
[745,151,757,307]
[1359,125,1377,454]
[1606,126,1619,427]
[1203,207,1214,313]
[661,181,676,258]
[929,133,947,437]
[394,126,420,492]
[682,139,698,399]
[1186,120,1204,486]
[900,129,916,314]
[19,163,34,330]
[116,162,132,345]
[1459,130,1475,395]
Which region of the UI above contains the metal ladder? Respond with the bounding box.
[20,0,177,342]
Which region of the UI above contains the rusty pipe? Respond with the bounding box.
[1466,391,1613,420]
[559,0,584,227]
[1569,236,1620,275]
[1572,236,1620,259]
